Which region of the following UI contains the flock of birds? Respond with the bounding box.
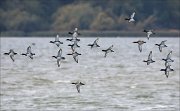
[3,12,175,93]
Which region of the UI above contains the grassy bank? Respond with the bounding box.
[0,30,179,37]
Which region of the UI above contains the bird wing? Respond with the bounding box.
[130,12,135,19]
[80,82,85,85]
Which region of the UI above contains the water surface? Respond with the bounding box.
[0,37,179,110]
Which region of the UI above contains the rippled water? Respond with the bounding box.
[0,37,179,110]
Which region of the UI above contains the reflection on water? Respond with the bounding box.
[0,37,179,110]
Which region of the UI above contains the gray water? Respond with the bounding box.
[0,37,179,111]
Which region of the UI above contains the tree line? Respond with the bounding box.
[0,0,179,33]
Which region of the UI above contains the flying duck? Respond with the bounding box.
[52,48,65,67]
[102,45,114,57]
[67,51,81,63]
[50,34,63,47]
[125,12,135,22]
[133,40,146,52]
[4,49,17,62]
[67,28,81,42]
[155,40,168,52]
[71,81,85,93]
[160,65,174,78]
[21,46,35,59]
[143,30,155,40]
[162,51,174,63]
[87,38,100,49]
[68,41,80,51]
[143,51,155,65]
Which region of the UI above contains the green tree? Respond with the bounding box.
[51,3,99,31]
[90,12,115,30]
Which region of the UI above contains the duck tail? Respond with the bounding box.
[61,57,65,60]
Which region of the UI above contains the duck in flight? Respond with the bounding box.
[87,38,100,49]
[68,41,80,51]
[102,45,114,57]
[21,46,35,59]
[50,34,63,47]
[125,12,135,22]
[162,51,174,63]
[4,49,17,62]
[143,51,155,65]
[52,48,65,67]
[67,51,81,63]
[132,40,146,52]
[160,65,174,78]
[155,40,167,52]
[67,28,80,42]
[143,30,155,40]
[71,81,85,93]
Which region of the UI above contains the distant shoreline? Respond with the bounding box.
[0,30,179,37]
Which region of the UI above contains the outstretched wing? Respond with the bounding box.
[130,12,135,19]
[80,82,85,85]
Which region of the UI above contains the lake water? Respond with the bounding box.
[0,37,179,111]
